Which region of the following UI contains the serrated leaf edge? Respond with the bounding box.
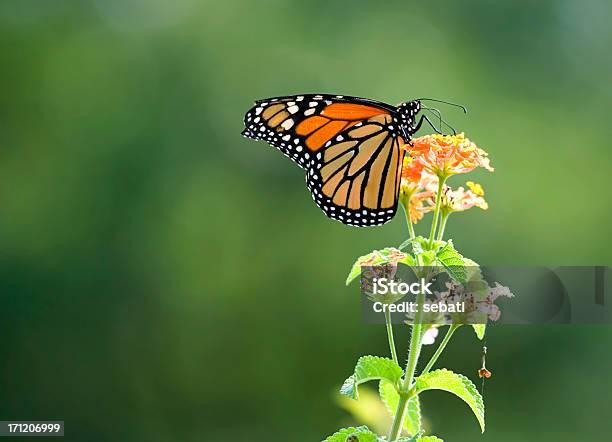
[415,368,485,433]
[340,356,403,400]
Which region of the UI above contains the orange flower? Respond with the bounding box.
[407,188,435,223]
[409,133,494,178]
[400,157,437,223]
[401,155,425,185]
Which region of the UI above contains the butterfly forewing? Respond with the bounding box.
[242,94,394,169]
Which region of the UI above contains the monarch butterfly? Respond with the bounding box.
[241,94,460,227]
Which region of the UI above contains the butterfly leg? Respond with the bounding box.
[413,114,444,135]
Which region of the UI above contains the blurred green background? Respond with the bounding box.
[0,0,611,441]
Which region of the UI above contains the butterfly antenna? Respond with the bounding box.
[417,98,468,114]
[424,105,443,130]
[421,105,457,135]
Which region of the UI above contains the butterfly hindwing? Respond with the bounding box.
[306,114,406,226]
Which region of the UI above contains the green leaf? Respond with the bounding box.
[419,251,438,266]
[346,252,382,286]
[436,240,465,265]
[417,436,444,442]
[415,369,485,433]
[322,426,380,442]
[435,240,470,283]
[346,248,415,285]
[472,324,486,340]
[379,379,421,436]
[341,356,403,400]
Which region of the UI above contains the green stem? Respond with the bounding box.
[428,177,447,248]
[387,394,409,441]
[436,212,450,241]
[388,288,427,441]
[400,196,424,270]
[388,191,430,440]
[400,194,416,240]
[421,323,461,375]
[402,292,426,389]
[407,216,416,240]
[384,309,399,365]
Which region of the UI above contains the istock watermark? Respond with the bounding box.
[372,277,433,295]
[360,265,611,325]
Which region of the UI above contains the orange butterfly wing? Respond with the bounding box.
[242,94,406,226]
[242,95,395,168]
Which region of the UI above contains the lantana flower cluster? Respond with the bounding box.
[409,132,493,177]
[400,133,494,227]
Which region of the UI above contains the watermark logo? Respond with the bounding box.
[360,265,611,325]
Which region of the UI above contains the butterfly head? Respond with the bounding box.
[398,98,467,138]
[396,100,422,138]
